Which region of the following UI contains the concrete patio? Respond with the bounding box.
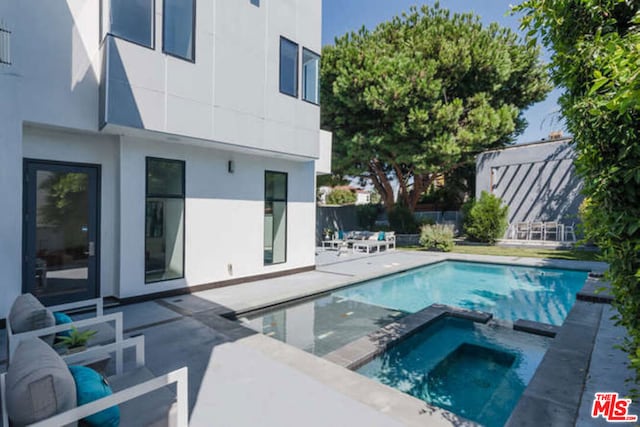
[1,250,634,426]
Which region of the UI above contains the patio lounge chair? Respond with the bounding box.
[1,337,189,427]
[352,231,393,253]
[6,294,126,374]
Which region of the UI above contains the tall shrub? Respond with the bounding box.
[388,205,419,234]
[463,191,508,244]
[516,0,640,395]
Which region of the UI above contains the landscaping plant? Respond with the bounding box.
[321,3,550,213]
[463,191,508,244]
[325,188,357,205]
[388,204,419,234]
[419,224,455,252]
[515,0,640,395]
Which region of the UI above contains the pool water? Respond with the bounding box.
[357,317,551,427]
[241,261,586,356]
[334,261,587,325]
[239,295,406,356]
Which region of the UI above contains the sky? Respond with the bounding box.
[321,0,566,144]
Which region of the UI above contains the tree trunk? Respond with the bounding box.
[368,160,395,212]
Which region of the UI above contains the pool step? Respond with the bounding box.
[513,319,560,338]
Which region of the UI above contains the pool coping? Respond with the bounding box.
[505,300,604,426]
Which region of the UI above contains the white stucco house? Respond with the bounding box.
[0,0,331,320]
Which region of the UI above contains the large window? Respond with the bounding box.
[264,171,287,265]
[145,158,185,283]
[302,48,320,104]
[163,0,196,61]
[109,0,154,48]
[279,37,298,97]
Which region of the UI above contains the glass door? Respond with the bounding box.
[23,160,100,306]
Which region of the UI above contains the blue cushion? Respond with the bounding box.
[53,312,73,338]
[338,230,344,240]
[68,366,120,427]
[378,231,385,241]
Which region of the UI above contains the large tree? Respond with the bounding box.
[321,4,551,212]
[515,0,640,394]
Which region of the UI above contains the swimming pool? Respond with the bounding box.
[239,261,586,356]
[334,261,587,325]
[357,317,550,427]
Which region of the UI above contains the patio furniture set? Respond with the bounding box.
[322,230,396,254]
[1,293,189,426]
[506,221,577,242]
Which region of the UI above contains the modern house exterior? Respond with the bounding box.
[476,137,583,227]
[0,0,331,320]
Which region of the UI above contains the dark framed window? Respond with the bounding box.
[163,0,196,61]
[145,158,185,283]
[264,171,287,265]
[279,37,298,98]
[302,48,320,104]
[108,0,155,48]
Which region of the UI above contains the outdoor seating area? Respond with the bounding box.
[321,230,396,254]
[1,294,189,427]
[506,221,576,242]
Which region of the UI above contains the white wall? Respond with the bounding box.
[316,130,333,175]
[0,70,23,321]
[0,0,322,317]
[117,138,316,299]
[102,0,322,158]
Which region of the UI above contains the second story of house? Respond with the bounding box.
[0,0,323,159]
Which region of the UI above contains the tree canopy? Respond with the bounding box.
[321,3,551,212]
[515,0,640,395]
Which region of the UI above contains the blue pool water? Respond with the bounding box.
[358,317,551,427]
[334,261,587,325]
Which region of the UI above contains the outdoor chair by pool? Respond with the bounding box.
[6,293,127,374]
[564,222,577,241]
[352,231,394,253]
[515,222,530,240]
[528,222,543,240]
[543,221,559,241]
[1,337,189,427]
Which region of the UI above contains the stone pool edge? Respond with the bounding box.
[505,300,604,426]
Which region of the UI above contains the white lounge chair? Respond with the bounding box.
[1,337,189,427]
[6,294,126,374]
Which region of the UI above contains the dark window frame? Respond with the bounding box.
[144,157,186,284]
[264,170,288,266]
[301,47,321,106]
[102,0,156,50]
[162,0,197,63]
[279,36,299,98]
